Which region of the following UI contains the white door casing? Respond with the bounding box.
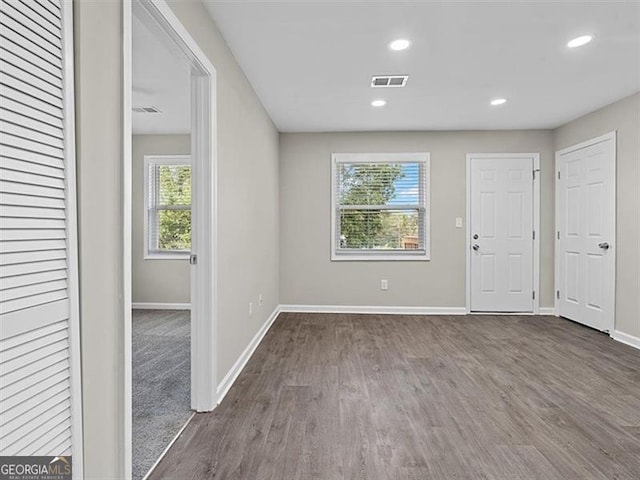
[0,0,83,475]
[467,154,539,313]
[130,0,218,413]
[555,132,616,332]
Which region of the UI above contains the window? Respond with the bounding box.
[331,153,430,261]
[144,155,192,259]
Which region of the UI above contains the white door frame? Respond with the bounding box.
[62,2,84,477]
[554,131,616,330]
[465,153,541,314]
[124,0,218,476]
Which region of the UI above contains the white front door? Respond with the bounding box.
[469,156,534,312]
[556,133,616,332]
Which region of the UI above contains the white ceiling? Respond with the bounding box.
[132,13,191,135]
[204,0,640,132]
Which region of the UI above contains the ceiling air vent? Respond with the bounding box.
[371,75,409,88]
[132,106,162,113]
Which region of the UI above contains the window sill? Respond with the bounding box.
[331,253,430,262]
[144,253,190,261]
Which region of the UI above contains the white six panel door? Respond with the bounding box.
[0,0,83,468]
[556,133,615,332]
[470,156,534,312]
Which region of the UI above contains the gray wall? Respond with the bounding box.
[131,135,190,305]
[74,0,126,477]
[554,92,640,339]
[166,0,280,384]
[280,131,555,308]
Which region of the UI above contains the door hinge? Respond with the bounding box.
[533,169,540,181]
[189,253,197,265]
[533,291,536,300]
[556,290,560,299]
[557,231,560,240]
[533,230,536,240]
[557,171,561,180]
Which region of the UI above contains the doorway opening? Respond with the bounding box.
[124,1,218,478]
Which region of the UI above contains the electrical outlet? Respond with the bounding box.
[249,302,254,318]
[381,279,388,291]
[258,293,263,306]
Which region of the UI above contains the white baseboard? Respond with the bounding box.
[279,304,467,315]
[216,305,281,404]
[611,330,640,350]
[280,304,557,316]
[132,302,191,310]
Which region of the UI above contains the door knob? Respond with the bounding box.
[472,244,480,251]
[473,234,479,240]
[598,242,610,250]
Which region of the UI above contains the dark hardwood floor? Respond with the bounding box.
[150,313,640,480]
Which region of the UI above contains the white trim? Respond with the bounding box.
[554,132,616,332]
[142,154,192,260]
[216,306,281,404]
[141,412,196,480]
[62,2,84,477]
[556,131,616,156]
[465,154,472,313]
[190,70,218,413]
[611,330,640,350]
[465,153,541,314]
[279,305,467,315]
[532,154,540,314]
[123,1,133,477]
[330,152,431,261]
[280,304,556,317]
[132,302,191,310]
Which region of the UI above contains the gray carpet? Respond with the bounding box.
[132,309,192,480]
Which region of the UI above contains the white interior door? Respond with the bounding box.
[556,133,615,332]
[469,156,534,312]
[0,0,83,471]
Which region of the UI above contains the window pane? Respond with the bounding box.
[339,209,420,250]
[158,209,191,251]
[158,165,191,206]
[338,162,420,206]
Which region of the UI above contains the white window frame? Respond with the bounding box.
[143,154,192,260]
[331,152,431,261]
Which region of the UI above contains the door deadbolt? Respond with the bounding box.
[473,234,479,240]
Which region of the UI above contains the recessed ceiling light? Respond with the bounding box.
[389,39,411,51]
[371,99,387,107]
[490,98,507,106]
[567,35,593,48]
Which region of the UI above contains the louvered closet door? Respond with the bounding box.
[0,0,82,463]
